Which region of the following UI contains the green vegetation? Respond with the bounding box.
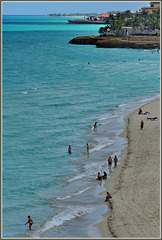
[99,9,160,36]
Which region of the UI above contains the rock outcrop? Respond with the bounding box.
[69,36,160,49]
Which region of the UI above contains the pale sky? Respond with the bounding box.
[2,1,150,15]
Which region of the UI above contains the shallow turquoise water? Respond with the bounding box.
[2,15,160,238]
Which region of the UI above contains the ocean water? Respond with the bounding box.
[2,15,160,238]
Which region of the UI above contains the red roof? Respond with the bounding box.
[101,13,109,17]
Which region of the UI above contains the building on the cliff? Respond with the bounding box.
[122,26,160,36]
[97,13,109,21]
[97,13,116,21]
[86,16,97,21]
[140,2,160,13]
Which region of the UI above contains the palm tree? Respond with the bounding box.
[140,10,149,27]
[132,15,141,29]
[116,12,121,20]
[124,10,132,18]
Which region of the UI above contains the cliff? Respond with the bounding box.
[69,36,160,49]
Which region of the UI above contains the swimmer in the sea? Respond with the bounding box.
[94,122,97,130]
[86,143,90,154]
[68,145,72,154]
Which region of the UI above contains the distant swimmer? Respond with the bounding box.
[88,62,90,65]
[114,155,118,168]
[140,120,144,130]
[94,122,97,130]
[86,143,90,154]
[25,216,34,230]
[68,145,72,154]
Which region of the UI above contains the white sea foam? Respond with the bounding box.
[21,91,28,94]
[98,115,117,122]
[56,186,92,200]
[32,206,96,238]
[67,160,106,184]
[67,172,88,183]
[84,161,106,172]
[90,138,116,153]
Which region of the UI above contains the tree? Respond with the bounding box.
[99,27,107,35]
[132,15,141,29]
[124,10,132,18]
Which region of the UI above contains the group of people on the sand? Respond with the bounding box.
[138,108,158,130]
[96,154,118,203]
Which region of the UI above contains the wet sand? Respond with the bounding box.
[96,99,160,238]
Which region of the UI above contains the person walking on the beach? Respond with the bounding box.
[141,120,144,130]
[108,156,112,172]
[25,216,33,230]
[68,145,72,154]
[105,192,112,202]
[114,155,118,168]
[94,122,97,130]
[86,143,90,154]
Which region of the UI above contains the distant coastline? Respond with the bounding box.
[47,13,98,17]
[68,19,105,24]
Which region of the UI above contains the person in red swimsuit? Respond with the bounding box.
[105,192,112,202]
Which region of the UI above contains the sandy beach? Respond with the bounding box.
[97,99,160,238]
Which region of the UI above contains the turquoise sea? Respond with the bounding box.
[2,15,160,238]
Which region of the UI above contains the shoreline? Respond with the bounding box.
[96,99,160,238]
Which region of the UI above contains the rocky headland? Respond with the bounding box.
[69,35,160,49]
